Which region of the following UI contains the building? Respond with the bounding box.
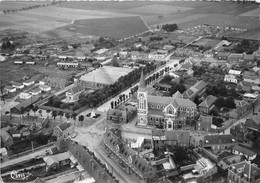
[0,128,14,148]
[43,151,71,172]
[230,123,248,142]
[53,122,74,139]
[0,147,8,161]
[217,52,230,60]
[242,54,255,67]
[224,75,237,84]
[243,92,259,103]
[203,134,237,153]
[193,157,218,179]
[183,80,207,101]
[228,54,244,64]
[65,85,84,102]
[245,113,260,132]
[12,82,24,89]
[228,161,260,183]
[23,78,35,86]
[39,85,51,92]
[30,88,41,96]
[196,115,212,132]
[107,105,137,123]
[10,96,41,114]
[229,69,242,75]
[198,95,217,114]
[232,145,257,161]
[19,92,31,99]
[80,66,133,89]
[4,86,16,93]
[103,128,156,183]
[57,62,79,68]
[137,71,197,129]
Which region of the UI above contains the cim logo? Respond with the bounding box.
[10,170,32,181]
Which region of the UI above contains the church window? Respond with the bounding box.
[151,104,154,108]
[168,108,173,114]
[157,105,160,109]
[168,122,172,129]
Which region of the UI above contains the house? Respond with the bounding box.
[232,145,257,161]
[25,61,36,65]
[11,82,24,89]
[13,61,24,65]
[228,161,260,183]
[193,157,218,179]
[179,60,193,71]
[19,92,31,99]
[65,85,84,102]
[39,85,51,92]
[23,78,35,86]
[242,54,255,67]
[224,75,237,84]
[53,122,74,139]
[30,88,41,96]
[198,95,217,114]
[228,69,241,75]
[10,96,41,114]
[230,123,247,142]
[57,62,79,68]
[243,92,259,103]
[245,112,260,132]
[0,128,13,148]
[235,100,251,117]
[203,134,237,153]
[183,80,207,101]
[107,106,137,123]
[216,52,230,60]
[0,147,8,161]
[154,83,172,92]
[43,151,71,172]
[4,86,16,93]
[103,128,156,183]
[227,53,243,64]
[196,115,212,132]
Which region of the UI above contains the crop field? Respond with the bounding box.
[58,16,148,39]
[0,1,259,40]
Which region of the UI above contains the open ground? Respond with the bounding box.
[0,1,259,40]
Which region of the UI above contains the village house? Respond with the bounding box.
[11,82,24,89]
[203,134,237,153]
[30,88,42,96]
[65,85,84,102]
[230,123,247,142]
[245,112,260,132]
[198,95,217,114]
[57,62,79,68]
[23,78,35,86]
[227,53,244,64]
[19,92,31,100]
[235,100,251,117]
[232,145,257,161]
[10,96,41,114]
[107,105,137,123]
[4,86,16,93]
[183,80,207,101]
[196,115,212,132]
[242,54,255,67]
[43,151,71,172]
[39,84,51,92]
[53,122,74,139]
[224,74,237,84]
[0,127,14,148]
[216,52,230,60]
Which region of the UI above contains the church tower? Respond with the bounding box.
[137,70,148,126]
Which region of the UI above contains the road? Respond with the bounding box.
[1,144,55,169]
[94,148,135,183]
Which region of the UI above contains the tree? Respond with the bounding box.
[38,109,42,117]
[32,106,39,116]
[111,57,119,67]
[78,115,84,126]
[46,110,51,117]
[212,117,224,127]
[215,97,225,109]
[65,113,70,121]
[169,84,186,96]
[224,97,236,109]
[58,111,64,122]
[51,111,57,120]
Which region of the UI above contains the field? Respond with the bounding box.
[0,1,259,40]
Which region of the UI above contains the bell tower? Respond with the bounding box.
[137,71,148,126]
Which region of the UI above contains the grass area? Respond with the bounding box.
[60,16,148,39]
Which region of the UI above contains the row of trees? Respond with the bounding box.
[205,82,240,99]
[214,97,236,109]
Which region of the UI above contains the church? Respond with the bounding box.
[137,71,197,130]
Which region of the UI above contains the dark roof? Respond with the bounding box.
[57,122,71,131]
[204,134,236,145]
[12,96,41,111]
[233,145,256,157]
[183,80,207,99]
[217,52,230,57]
[199,115,213,123]
[231,161,260,179]
[67,85,84,95]
[198,95,217,108]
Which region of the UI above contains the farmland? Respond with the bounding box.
[0,1,259,40]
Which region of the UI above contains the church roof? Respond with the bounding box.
[148,96,172,105]
[139,70,146,88]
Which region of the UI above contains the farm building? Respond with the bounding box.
[25,61,36,65]
[30,88,41,96]
[10,96,41,114]
[23,78,35,86]
[80,66,133,89]
[4,86,16,93]
[19,92,31,100]
[39,85,51,92]
[11,82,24,89]
[57,62,79,68]
[13,61,24,65]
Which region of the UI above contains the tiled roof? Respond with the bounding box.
[204,134,236,145]
[231,161,260,179]
[57,122,71,131]
[13,96,40,110]
[174,98,196,108]
[148,96,172,105]
[172,91,183,99]
[233,145,256,157]
[198,95,217,108]
[68,85,84,95]
[165,130,190,144]
[199,115,213,123]
[148,109,164,116]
